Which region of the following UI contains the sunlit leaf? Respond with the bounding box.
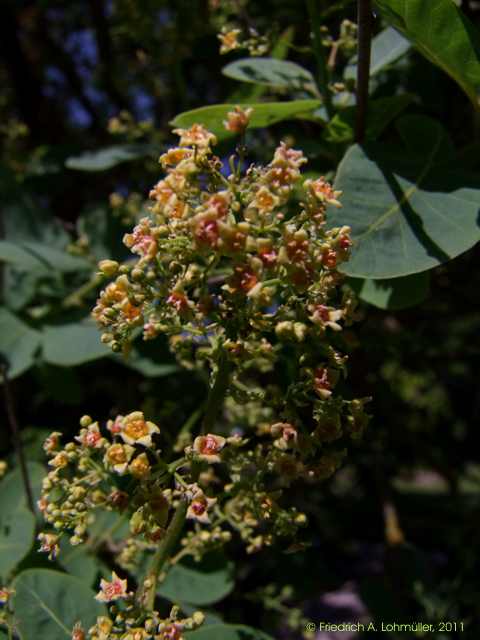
[345,26,411,80]
[171,100,321,140]
[329,118,480,278]
[375,0,480,108]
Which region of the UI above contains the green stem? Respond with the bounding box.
[144,499,188,611]
[62,273,103,308]
[306,0,334,119]
[201,349,232,434]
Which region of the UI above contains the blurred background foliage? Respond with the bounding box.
[1,1,479,638]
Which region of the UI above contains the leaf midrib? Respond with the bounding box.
[20,581,71,636]
[356,131,444,241]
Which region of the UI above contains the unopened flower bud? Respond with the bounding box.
[98,260,119,277]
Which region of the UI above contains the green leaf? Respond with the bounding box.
[77,207,131,262]
[0,308,41,379]
[0,462,46,517]
[12,569,106,639]
[65,143,157,171]
[0,240,47,271]
[348,272,430,310]
[171,100,321,140]
[324,94,413,143]
[0,508,35,582]
[186,625,274,640]
[42,319,110,366]
[228,27,295,103]
[329,119,480,278]
[345,26,411,80]
[159,553,234,606]
[16,241,90,273]
[223,57,315,90]
[0,463,45,580]
[375,0,480,108]
[58,539,99,586]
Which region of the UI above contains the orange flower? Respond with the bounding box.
[218,29,241,54]
[223,106,253,133]
[120,411,160,447]
[104,443,135,474]
[305,177,342,207]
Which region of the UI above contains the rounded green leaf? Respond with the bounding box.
[0,240,47,271]
[186,625,274,639]
[375,0,480,108]
[12,569,106,640]
[159,553,234,606]
[58,540,99,586]
[0,462,46,516]
[65,144,156,171]
[0,508,35,582]
[42,320,110,366]
[0,309,41,379]
[330,130,480,278]
[170,100,321,141]
[223,57,315,90]
[348,272,429,310]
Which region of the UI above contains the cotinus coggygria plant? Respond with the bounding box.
[36,108,370,639]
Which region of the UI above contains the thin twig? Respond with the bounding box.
[306,0,334,119]
[201,349,232,434]
[0,358,35,513]
[355,0,373,143]
[143,500,188,610]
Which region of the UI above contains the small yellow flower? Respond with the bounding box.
[305,177,342,207]
[218,28,242,54]
[251,186,280,214]
[172,124,217,149]
[159,147,192,168]
[48,451,69,469]
[104,443,135,474]
[95,572,128,603]
[119,411,160,447]
[129,453,151,478]
[192,434,226,463]
[38,532,59,560]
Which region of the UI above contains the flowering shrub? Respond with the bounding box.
[31,113,370,638]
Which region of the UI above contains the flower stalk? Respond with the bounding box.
[144,499,188,611]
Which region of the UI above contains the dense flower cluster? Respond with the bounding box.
[36,113,370,638]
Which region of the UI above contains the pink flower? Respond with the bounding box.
[95,571,128,603]
[75,423,103,448]
[187,489,217,523]
[192,434,226,463]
